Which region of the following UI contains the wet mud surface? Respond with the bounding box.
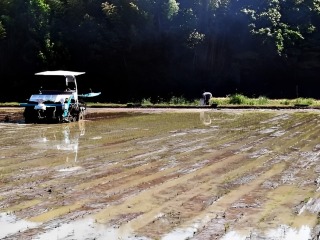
[1,107,320,239]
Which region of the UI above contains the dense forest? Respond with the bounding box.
[1,0,320,102]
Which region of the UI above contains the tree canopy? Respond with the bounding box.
[243,0,320,54]
[1,0,320,102]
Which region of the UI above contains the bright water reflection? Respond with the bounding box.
[34,218,144,240]
[221,225,311,240]
[31,120,85,163]
[162,224,312,240]
[1,110,320,239]
[0,212,40,239]
[0,210,314,240]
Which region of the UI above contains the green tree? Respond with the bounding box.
[0,0,11,40]
[242,0,320,54]
[0,21,5,40]
[165,0,179,19]
[29,0,51,65]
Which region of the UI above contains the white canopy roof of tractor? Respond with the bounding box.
[33,70,84,103]
[35,70,85,76]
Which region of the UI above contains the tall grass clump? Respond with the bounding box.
[168,96,189,105]
[279,99,291,105]
[141,98,153,106]
[294,98,315,106]
[228,94,249,105]
[209,97,229,105]
[257,96,269,105]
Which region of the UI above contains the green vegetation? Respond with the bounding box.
[228,94,250,105]
[0,102,20,107]
[293,98,315,106]
[138,95,320,107]
[140,96,199,107]
[2,95,320,108]
[243,0,320,55]
[211,95,320,107]
[1,1,320,102]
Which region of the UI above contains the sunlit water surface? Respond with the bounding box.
[1,110,320,239]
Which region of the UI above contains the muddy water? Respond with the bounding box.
[1,109,320,239]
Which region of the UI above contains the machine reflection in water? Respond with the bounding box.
[32,119,85,164]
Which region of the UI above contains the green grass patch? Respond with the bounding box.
[294,98,315,106]
[1,96,320,108]
[210,95,320,107]
[0,102,20,107]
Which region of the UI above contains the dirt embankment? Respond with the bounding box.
[0,107,206,123]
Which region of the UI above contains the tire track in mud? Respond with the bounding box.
[0,114,296,229]
[1,112,268,236]
[84,111,320,239]
[191,113,320,239]
[20,134,242,222]
[2,109,320,239]
[79,114,320,238]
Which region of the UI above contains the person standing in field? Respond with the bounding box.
[202,91,212,105]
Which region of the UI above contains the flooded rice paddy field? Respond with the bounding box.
[1,107,320,239]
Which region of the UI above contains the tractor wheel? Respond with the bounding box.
[76,111,84,121]
[77,111,84,121]
[68,113,76,122]
[24,107,37,123]
[24,117,32,124]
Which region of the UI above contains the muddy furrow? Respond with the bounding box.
[191,113,320,239]
[90,113,320,239]
[82,113,320,237]
[2,109,320,240]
